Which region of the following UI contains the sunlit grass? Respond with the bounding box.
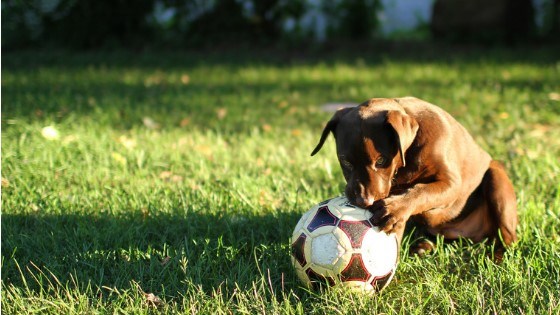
[2,48,559,314]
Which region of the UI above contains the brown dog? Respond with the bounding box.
[311,97,517,254]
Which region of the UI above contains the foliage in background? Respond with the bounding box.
[322,0,381,40]
[540,0,560,38]
[2,0,155,49]
[2,0,380,49]
[3,0,558,50]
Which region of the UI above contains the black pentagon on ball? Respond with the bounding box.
[306,206,339,232]
[340,253,371,282]
[338,219,372,248]
[370,270,395,290]
[291,233,307,267]
[306,268,335,290]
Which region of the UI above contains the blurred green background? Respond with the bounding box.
[3,0,559,49]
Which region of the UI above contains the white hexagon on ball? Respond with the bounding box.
[361,227,398,277]
[311,233,344,266]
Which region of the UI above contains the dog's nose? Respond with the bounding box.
[354,196,375,208]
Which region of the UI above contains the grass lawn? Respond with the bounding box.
[2,46,560,314]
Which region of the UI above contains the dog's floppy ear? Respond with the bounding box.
[311,107,352,156]
[386,110,418,167]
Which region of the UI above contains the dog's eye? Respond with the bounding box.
[375,156,387,166]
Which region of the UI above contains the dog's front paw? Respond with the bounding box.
[369,196,410,234]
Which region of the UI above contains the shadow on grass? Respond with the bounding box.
[1,209,304,301]
[3,42,560,71]
[2,209,509,302]
[2,44,559,133]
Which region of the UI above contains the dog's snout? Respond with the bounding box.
[354,196,375,208]
[345,181,376,208]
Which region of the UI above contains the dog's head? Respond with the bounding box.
[311,99,418,208]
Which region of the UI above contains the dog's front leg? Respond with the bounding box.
[370,166,462,234]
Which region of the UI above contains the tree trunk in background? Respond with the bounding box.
[552,0,560,39]
[431,0,535,43]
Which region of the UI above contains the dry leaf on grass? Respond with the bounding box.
[62,135,78,144]
[548,92,560,101]
[159,171,184,182]
[171,175,183,182]
[216,108,227,120]
[131,281,164,308]
[144,72,165,87]
[111,152,127,166]
[160,256,171,266]
[41,126,60,140]
[118,135,137,150]
[195,145,213,158]
[180,117,191,127]
[142,117,161,130]
[159,171,173,179]
[144,292,163,307]
[529,124,554,138]
[262,124,272,132]
[259,190,281,208]
[189,182,200,191]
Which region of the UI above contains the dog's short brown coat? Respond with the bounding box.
[312,97,517,250]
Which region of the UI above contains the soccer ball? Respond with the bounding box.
[290,196,398,292]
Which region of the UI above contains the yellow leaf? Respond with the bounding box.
[118,135,137,150]
[41,126,60,140]
[62,135,78,144]
[159,171,173,179]
[171,175,183,182]
[195,145,213,157]
[548,92,560,101]
[111,152,127,166]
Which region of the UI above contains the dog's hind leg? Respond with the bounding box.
[483,160,518,248]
